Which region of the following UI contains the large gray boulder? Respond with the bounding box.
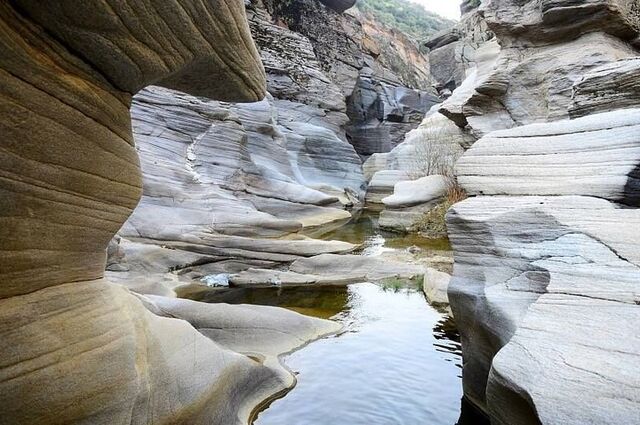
[383,175,448,208]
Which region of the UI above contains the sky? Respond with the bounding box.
[409,0,462,20]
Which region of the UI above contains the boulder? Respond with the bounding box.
[383,175,448,208]
[289,254,426,282]
[224,253,427,287]
[365,170,412,204]
[378,175,449,233]
[378,201,444,234]
[423,268,452,305]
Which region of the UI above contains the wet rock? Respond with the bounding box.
[423,268,451,305]
[290,254,426,283]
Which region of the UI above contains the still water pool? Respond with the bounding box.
[251,282,464,425]
[191,210,487,424]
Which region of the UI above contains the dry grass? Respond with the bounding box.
[412,177,467,237]
[405,119,468,237]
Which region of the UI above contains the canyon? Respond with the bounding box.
[0,0,638,424]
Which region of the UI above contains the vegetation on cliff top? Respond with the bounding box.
[356,0,456,41]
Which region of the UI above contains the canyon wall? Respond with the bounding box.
[0,1,340,424]
[444,1,640,424]
[109,0,447,285]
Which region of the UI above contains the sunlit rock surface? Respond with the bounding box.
[442,1,640,424]
[439,0,639,137]
[423,268,451,305]
[0,1,340,424]
[457,108,640,205]
[378,175,448,232]
[448,196,640,424]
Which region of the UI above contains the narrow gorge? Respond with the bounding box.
[0,1,638,425]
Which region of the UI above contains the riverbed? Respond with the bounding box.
[187,211,484,424]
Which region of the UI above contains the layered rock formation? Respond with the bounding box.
[260,0,443,157]
[0,1,338,424]
[443,1,640,423]
[110,0,452,285]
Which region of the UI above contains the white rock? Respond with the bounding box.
[423,268,451,305]
[382,175,448,208]
[447,195,640,422]
[457,109,640,205]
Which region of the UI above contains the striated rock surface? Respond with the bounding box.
[448,196,640,424]
[424,8,495,93]
[261,0,442,157]
[457,108,640,205]
[570,57,640,117]
[442,1,640,424]
[438,0,639,138]
[0,1,339,424]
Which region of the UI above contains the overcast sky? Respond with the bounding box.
[410,0,461,20]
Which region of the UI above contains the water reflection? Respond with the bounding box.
[314,209,452,255]
[228,283,467,425]
[187,285,350,320]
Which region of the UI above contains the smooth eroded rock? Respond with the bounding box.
[457,108,640,205]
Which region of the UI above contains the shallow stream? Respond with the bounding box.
[192,211,486,424]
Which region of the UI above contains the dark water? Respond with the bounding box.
[311,209,452,255]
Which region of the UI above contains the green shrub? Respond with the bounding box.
[356,0,455,41]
